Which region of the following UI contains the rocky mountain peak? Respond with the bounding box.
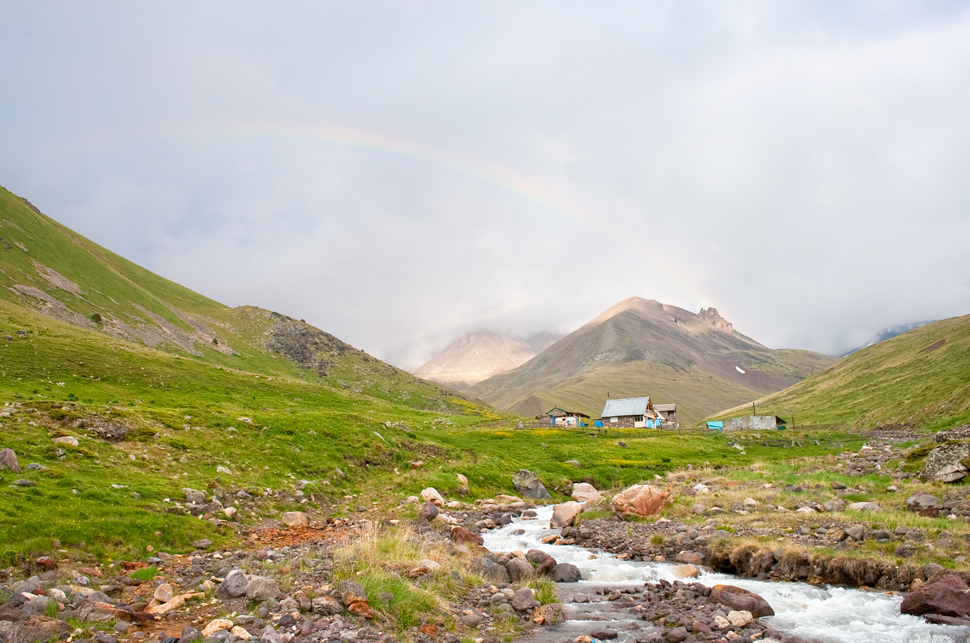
[698,307,734,334]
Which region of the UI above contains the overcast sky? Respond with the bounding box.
[2,1,969,368]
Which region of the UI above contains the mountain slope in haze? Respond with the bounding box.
[413,329,560,390]
[0,186,464,412]
[465,297,836,424]
[841,321,935,356]
[718,313,970,429]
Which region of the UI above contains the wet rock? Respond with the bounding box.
[610,484,671,519]
[901,575,970,617]
[550,501,584,529]
[512,470,551,500]
[709,585,774,617]
[553,563,582,582]
[590,630,618,640]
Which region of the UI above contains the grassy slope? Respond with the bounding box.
[715,313,970,429]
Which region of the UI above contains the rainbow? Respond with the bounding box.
[82,118,711,307]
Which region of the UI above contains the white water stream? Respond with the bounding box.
[481,507,970,643]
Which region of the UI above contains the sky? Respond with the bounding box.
[2,1,969,369]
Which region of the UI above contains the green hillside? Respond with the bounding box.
[467,297,836,424]
[715,313,970,429]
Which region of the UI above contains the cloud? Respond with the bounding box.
[1,1,969,368]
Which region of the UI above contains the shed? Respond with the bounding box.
[726,416,787,431]
[535,407,590,428]
[599,396,660,429]
[654,403,677,423]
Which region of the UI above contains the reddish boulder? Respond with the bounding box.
[901,575,970,618]
[550,501,584,529]
[610,484,671,519]
[710,585,774,617]
[450,526,484,546]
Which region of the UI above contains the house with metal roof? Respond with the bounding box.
[598,396,661,428]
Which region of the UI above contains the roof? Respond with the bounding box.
[601,396,651,418]
[654,404,676,412]
[539,407,591,419]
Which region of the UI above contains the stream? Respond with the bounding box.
[481,506,970,643]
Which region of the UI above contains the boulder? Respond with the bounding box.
[215,570,249,599]
[153,583,175,602]
[907,492,941,511]
[511,587,538,612]
[920,443,970,483]
[610,484,671,519]
[553,563,581,582]
[571,482,601,504]
[847,501,880,512]
[420,487,445,507]
[183,488,206,504]
[550,501,584,529]
[512,470,551,500]
[339,581,368,606]
[901,575,970,617]
[709,585,774,617]
[534,603,565,625]
[245,577,281,601]
[505,557,534,582]
[0,448,20,473]
[417,501,438,521]
[52,436,79,447]
[472,556,509,583]
[450,526,484,546]
[281,512,308,528]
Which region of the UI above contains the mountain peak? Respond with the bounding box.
[698,307,734,334]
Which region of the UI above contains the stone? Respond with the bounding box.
[535,603,565,625]
[727,610,753,627]
[340,581,368,606]
[675,551,704,565]
[550,502,584,529]
[417,501,438,521]
[230,627,251,640]
[281,512,308,528]
[553,563,582,582]
[590,630,618,640]
[901,575,970,617]
[216,570,249,599]
[2,615,71,643]
[21,596,51,616]
[0,448,20,473]
[154,583,175,602]
[52,436,79,447]
[571,483,601,504]
[610,484,671,519]
[907,493,941,511]
[216,465,233,475]
[201,619,234,637]
[450,525,484,546]
[420,487,445,506]
[311,596,341,615]
[666,627,688,643]
[456,473,469,486]
[460,613,483,627]
[505,557,533,582]
[921,443,970,482]
[511,587,538,612]
[246,577,281,601]
[847,501,880,512]
[673,564,700,579]
[472,557,509,583]
[191,539,212,549]
[34,556,56,571]
[822,499,845,512]
[183,488,206,504]
[347,601,375,619]
[77,601,132,623]
[512,469,551,500]
[844,524,866,541]
[178,626,202,643]
[259,625,279,643]
[709,585,774,617]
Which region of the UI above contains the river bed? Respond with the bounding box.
[481,506,970,643]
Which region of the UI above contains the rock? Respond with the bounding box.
[534,603,565,625]
[34,556,56,571]
[0,448,20,473]
[281,512,308,528]
[666,627,688,643]
[473,556,509,583]
[417,501,438,521]
[512,470,551,500]
[511,588,538,612]
[673,564,700,579]
[311,596,341,615]
[901,575,970,617]
[675,551,704,565]
[565,460,582,467]
[340,581,368,606]
[921,443,970,482]
[460,613,483,627]
[495,494,524,504]
[77,601,132,623]
[191,539,212,549]
[553,563,582,582]
[52,436,79,447]
[550,502,584,529]
[259,625,279,643]
[420,487,445,506]
[348,601,376,619]
[571,483,601,504]
[230,626,251,640]
[590,630,618,640]
[183,488,206,504]
[822,499,845,512]
[456,473,469,486]
[216,465,232,475]
[201,619,234,637]
[907,493,941,511]
[179,626,202,643]
[154,583,175,602]
[450,526,484,546]
[709,585,774,617]
[845,524,866,541]
[216,570,249,599]
[21,596,51,616]
[610,484,672,519]
[727,610,753,627]
[847,501,880,512]
[1,615,71,643]
[505,558,533,582]
[245,577,281,601]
